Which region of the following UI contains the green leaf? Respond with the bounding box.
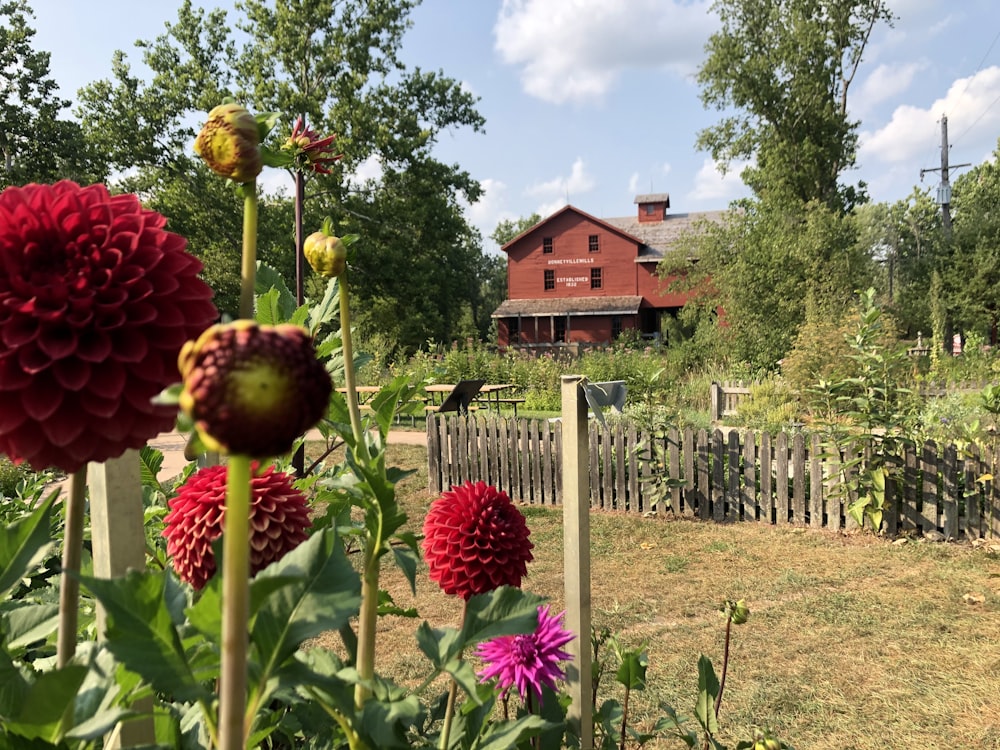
[847,498,868,528]
[249,529,361,685]
[255,261,297,319]
[459,587,545,651]
[139,445,164,491]
[0,489,57,599]
[390,543,419,597]
[2,602,58,653]
[307,277,340,334]
[80,570,209,703]
[4,665,88,743]
[615,648,648,691]
[695,655,719,736]
[255,287,283,326]
[476,714,554,750]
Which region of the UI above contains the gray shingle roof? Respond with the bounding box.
[492,295,643,318]
[604,210,728,260]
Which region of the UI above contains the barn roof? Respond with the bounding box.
[491,295,643,318]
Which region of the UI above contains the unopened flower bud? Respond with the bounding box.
[178,321,332,457]
[304,231,347,278]
[194,103,262,183]
[730,599,750,625]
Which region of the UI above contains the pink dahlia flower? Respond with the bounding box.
[0,181,217,472]
[422,481,534,600]
[163,462,311,590]
[476,604,575,704]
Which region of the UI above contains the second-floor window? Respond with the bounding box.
[543,237,553,254]
[590,267,602,289]
[588,234,599,252]
[544,269,555,290]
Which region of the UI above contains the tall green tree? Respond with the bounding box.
[490,213,541,247]
[697,0,893,212]
[0,0,100,186]
[948,141,1000,342]
[76,0,488,348]
[666,0,893,368]
[853,189,945,337]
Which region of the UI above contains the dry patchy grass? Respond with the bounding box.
[312,442,1000,749]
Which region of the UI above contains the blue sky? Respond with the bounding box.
[28,0,1000,250]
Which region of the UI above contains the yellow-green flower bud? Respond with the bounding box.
[194,103,262,183]
[730,599,750,625]
[304,231,347,278]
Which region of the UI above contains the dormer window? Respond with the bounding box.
[635,193,669,223]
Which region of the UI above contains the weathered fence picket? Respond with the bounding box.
[425,415,1000,539]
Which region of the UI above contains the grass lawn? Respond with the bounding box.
[312,442,1000,750]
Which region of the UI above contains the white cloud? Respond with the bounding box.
[856,60,928,111]
[859,66,1000,166]
[352,154,384,184]
[525,157,596,205]
[464,178,516,247]
[494,0,716,104]
[628,172,640,195]
[687,157,750,204]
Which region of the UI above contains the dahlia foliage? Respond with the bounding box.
[477,604,574,704]
[0,181,217,472]
[163,462,311,590]
[422,480,535,600]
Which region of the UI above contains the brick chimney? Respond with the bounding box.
[635,193,669,223]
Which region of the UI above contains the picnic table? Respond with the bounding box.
[425,382,526,417]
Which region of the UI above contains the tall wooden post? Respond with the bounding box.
[89,451,156,747]
[561,375,593,750]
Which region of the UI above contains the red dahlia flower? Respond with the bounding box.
[422,481,534,600]
[476,604,574,704]
[0,181,217,472]
[163,462,311,590]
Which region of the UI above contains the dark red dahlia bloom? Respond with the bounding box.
[422,481,534,600]
[163,462,312,590]
[178,321,332,457]
[0,181,217,472]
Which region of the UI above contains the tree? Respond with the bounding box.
[0,0,100,186]
[853,189,945,337]
[697,0,894,212]
[76,0,488,348]
[948,141,1000,343]
[491,213,541,247]
[666,0,894,369]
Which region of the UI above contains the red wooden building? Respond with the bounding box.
[492,194,725,348]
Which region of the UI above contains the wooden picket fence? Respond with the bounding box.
[426,414,1000,539]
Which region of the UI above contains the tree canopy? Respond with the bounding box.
[74,0,488,350]
[0,0,99,186]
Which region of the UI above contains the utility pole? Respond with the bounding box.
[920,115,971,236]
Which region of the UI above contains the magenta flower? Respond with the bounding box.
[422,481,534,600]
[163,462,312,590]
[476,604,575,704]
[0,181,217,472]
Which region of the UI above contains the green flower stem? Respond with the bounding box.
[354,556,380,709]
[438,601,469,750]
[219,455,252,750]
[239,183,259,320]
[56,468,87,667]
[338,270,365,446]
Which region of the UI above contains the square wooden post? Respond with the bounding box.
[89,450,156,748]
[561,375,593,750]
